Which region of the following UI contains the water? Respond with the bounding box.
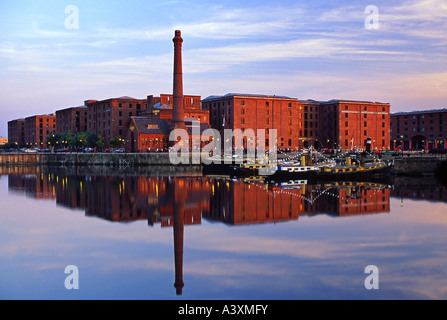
[0,167,446,300]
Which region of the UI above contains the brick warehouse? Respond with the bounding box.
[7,95,391,152]
[24,114,56,148]
[202,94,391,152]
[319,100,391,151]
[390,108,447,150]
[55,106,88,134]
[202,94,303,150]
[85,96,148,148]
[7,118,25,146]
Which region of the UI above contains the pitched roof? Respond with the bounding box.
[153,102,173,110]
[131,117,171,135]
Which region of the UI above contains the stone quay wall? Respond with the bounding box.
[0,153,177,166]
[1,153,446,177]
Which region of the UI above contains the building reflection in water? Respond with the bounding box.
[206,179,391,225]
[10,169,437,295]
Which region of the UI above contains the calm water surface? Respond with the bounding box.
[1,167,447,300]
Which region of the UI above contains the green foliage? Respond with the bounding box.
[110,136,124,148]
[45,131,104,149]
[0,142,18,150]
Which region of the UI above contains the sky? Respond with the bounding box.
[1,0,446,137]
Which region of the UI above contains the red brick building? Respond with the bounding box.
[122,92,211,152]
[202,94,391,152]
[319,100,391,151]
[56,106,88,134]
[390,108,447,150]
[24,114,56,148]
[85,96,147,147]
[298,100,321,149]
[125,118,171,152]
[205,180,390,225]
[124,116,211,153]
[202,93,302,150]
[7,118,26,146]
[144,94,209,124]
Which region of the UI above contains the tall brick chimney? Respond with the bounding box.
[172,30,185,129]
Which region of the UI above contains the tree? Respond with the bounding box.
[45,132,63,148]
[64,131,75,148]
[74,132,88,149]
[45,130,103,151]
[95,134,104,149]
[0,142,18,150]
[110,136,124,149]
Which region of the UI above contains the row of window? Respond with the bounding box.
[395,113,444,120]
[345,121,387,128]
[118,103,142,110]
[394,120,441,125]
[39,118,55,123]
[394,134,444,139]
[344,105,387,112]
[345,113,387,120]
[239,118,296,126]
[344,130,387,137]
[393,127,443,133]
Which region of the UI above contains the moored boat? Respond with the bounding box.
[316,159,393,180]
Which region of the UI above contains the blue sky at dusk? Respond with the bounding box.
[1,0,446,137]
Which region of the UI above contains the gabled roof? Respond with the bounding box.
[116,96,137,100]
[130,117,171,135]
[153,102,173,110]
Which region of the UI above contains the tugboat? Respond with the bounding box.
[316,156,393,180]
[204,151,393,183]
[265,154,393,182]
[264,154,332,180]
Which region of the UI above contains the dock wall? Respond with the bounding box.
[0,153,177,166]
[1,153,446,177]
[0,153,202,176]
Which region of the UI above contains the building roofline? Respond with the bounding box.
[8,118,26,123]
[202,94,389,105]
[319,99,390,105]
[85,97,146,104]
[202,93,297,101]
[391,108,447,116]
[56,106,88,112]
[160,93,201,98]
[24,114,56,119]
